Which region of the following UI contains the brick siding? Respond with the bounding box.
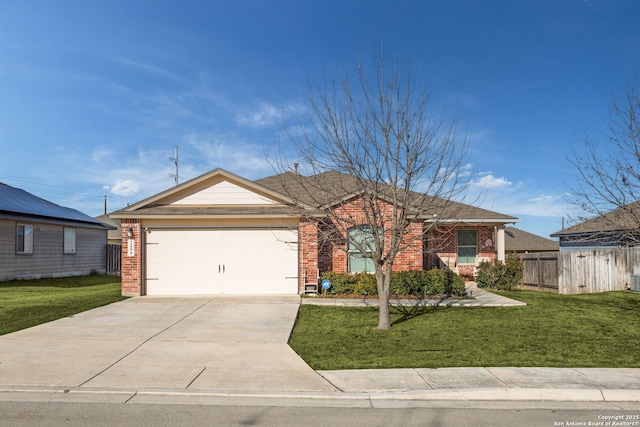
[423,225,496,280]
[120,219,142,296]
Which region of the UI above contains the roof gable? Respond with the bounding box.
[110,168,300,217]
[168,178,279,206]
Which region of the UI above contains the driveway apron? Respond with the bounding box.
[0,295,336,393]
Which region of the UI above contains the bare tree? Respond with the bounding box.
[271,49,469,331]
[567,82,640,244]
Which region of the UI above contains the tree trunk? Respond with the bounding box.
[376,269,392,331]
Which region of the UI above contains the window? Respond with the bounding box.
[457,229,477,264]
[348,226,376,273]
[17,224,33,254]
[64,228,76,254]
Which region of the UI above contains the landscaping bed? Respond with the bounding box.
[319,269,467,297]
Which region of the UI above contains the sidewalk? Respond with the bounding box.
[317,367,640,404]
[2,367,640,409]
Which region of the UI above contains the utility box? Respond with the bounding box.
[630,274,640,292]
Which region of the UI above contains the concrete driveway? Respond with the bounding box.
[0,295,337,393]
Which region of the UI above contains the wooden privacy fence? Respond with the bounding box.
[106,244,121,276]
[520,253,559,292]
[520,247,640,294]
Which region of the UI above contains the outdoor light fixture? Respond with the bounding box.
[127,227,134,238]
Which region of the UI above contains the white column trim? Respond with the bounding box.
[496,225,506,262]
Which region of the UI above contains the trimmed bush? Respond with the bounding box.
[318,271,355,294]
[476,254,523,291]
[444,269,467,296]
[352,273,377,295]
[320,268,466,297]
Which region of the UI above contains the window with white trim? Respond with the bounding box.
[64,228,76,254]
[457,229,477,264]
[17,224,33,254]
[348,226,376,273]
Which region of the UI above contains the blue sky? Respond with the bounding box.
[1,0,639,238]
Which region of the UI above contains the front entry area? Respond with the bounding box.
[144,228,298,295]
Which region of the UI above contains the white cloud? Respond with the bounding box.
[470,185,574,221]
[235,101,300,128]
[471,173,513,188]
[110,56,186,84]
[92,148,117,165]
[459,163,474,176]
[235,102,282,128]
[184,132,272,178]
[528,194,555,203]
[110,179,140,196]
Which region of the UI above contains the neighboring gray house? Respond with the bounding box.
[551,202,640,251]
[504,226,559,254]
[0,183,113,281]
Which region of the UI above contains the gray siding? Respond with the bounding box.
[0,218,107,280]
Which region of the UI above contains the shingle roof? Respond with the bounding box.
[505,226,559,252]
[257,171,518,223]
[112,168,518,224]
[550,201,640,237]
[0,182,107,227]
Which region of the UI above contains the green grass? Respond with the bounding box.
[289,290,640,369]
[0,275,127,336]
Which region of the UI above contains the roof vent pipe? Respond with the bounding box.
[293,162,299,174]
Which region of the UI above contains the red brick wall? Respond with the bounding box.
[299,219,319,293]
[424,225,496,280]
[299,199,426,290]
[395,221,424,270]
[120,219,142,296]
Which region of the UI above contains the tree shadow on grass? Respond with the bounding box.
[389,295,453,326]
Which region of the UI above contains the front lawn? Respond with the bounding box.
[289,290,640,369]
[0,275,126,336]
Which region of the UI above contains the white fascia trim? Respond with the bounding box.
[423,219,520,224]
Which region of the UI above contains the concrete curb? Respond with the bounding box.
[2,387,640,408]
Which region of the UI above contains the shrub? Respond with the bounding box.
[444,269,466,296]
[476,254,523,291]
[352,272,377,295]
[424,269,446,295]
[320,268,466,296]
[319,271,356,294]
[391,270,426,295]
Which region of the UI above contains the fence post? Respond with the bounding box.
[537,256,541,291]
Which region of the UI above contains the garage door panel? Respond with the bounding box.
[219,230,297,294]
[145,229,298,295]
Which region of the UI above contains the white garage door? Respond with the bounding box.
[145,228,298,295]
